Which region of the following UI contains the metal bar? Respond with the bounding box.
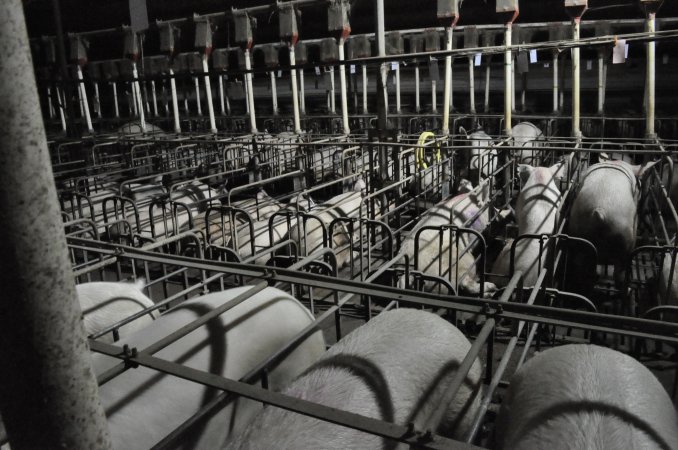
[338,38,350,135]
[415,64,420,113]
[202,54,218,133]
[442,27,454,135]
[362,64,368,114]
[132,61,147,132]
[646,11,656,138]
[270,71,279,116]
[504,23,513,135]
[572,18,582,138]
[468,56,476,114]
[245,48,257,133]
[289,44,302,133]
[0,1,112,446]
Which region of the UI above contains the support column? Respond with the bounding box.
[131,61,146,132]
[415,65,421,113]
[571,18,582,138]
[289,45,301,133]
[362,65,368,114]
[338,38,350,134]
[442,27,453,134]
[202,55,217,133]
[245,48,257,133]
[646,11,657,137]
[270,71,279,116]
[168,68,181,133]
[0,1,113,447]
[76,65,93,133]
[504,23,513,135]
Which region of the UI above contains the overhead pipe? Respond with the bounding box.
[0,1,113,447]
[46,86,55,118]
[565,0,588,139]
[193,76,202,116]
[496,0,519,136]
[386,31,404,115]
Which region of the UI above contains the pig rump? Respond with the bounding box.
[495,344,678,450]
[92,286,326,450]
[226,309,482,449]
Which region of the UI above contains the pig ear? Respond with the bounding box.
[518,164,534,186]
[132,278,146,292]
[599,152,611,162]
[632,160,660,180]
[458,178,474,194]
[459,126,468,137]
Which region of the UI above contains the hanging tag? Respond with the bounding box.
[278,70,282,78]
[529,49,537,63]
[350,64,356,74]
[663,54,669,64]
[428,58,440,82]
[586,60,592,71]
[613,39,626,64]
[544,62,550,68]
[315,66,321,75]
[474,53,482,66]
[391,61,399,71]
[625,43,629,59]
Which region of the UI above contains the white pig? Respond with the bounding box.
[93,286,326,450]
[225,308,483,449]
[492,160,567,287]
[511,122,543,164]
[76,279,156,342]
[460,127,498,179]
[495,344,678,450]
[401,180,497,297]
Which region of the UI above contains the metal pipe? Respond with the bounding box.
[202,55,217,133]
[362,64,368,114]
[150,80,158,117]
[112,81,119,118]
[76,65,93,133]
[469,56,476,113]
[521,72,527,111]
[431,79,437,113]
[597,49,604,113]
[93,82,102,118]
[415,64,420,113]
[225,76,231,115]
[553,52,559,112]
[395,62,401,113]
[511,52,516,112]
[244,76,250,114]
[646,12,656,137]
[56,87,67,131]
[442,27,453,134]
[289,45,301,133]
[168,67,181,133]
[270,71,279,115]
[131,61,146,132]
[329,67,336,114]
[375,0,388,132]
[130,80,138,116]
[218,75,225,115]
[194,77,202,116]
[484,56,491,112]
[299,68,306,115]
[245,48,257,133]
[52,0,76,136]
[0,1,113,447]
[504,23,512,135]
[46,87,55,118]
[338,38,350,135]
[572,18,581,138]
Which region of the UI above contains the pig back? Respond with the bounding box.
[568,163,639,263]
[495,344,678,450]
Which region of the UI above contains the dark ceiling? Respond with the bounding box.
[24,0,678,62]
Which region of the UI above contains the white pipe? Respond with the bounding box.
[395,62,401,114]
[646,12,656,137]
[143,83,150,115]
[431,79,437,113]
[218,74,225,115]
[162,81,169,116]
[521,72,527,111]
[93,82,101,118]
[76,65,93,133]
[469,56,476,113]
[150,81,158,117]
[244,77,250,114]
[57,87,67,132]
[46,87,55,118]
[553,52,559,112]
[338,38,350,135]
[362,65,368,114]
[130,81,138,117]
[168,67,181,133]
[202,55,217,133]
[224,76,231,115]
[299,69,306,115]
[270,71,279,115]
[597,51,604,114]
[329,67,336,114]
[484,58,490,112]
[511,53,516,112]
[442,27,453,134]
[572,18,581,138]
[194,77,202,116]
[77,82,85,117]
[414,65,420,113]
[111,81,119,118]
[245,48,257,133]
[289,45,301,134]
[131,62,146,133]
[504,23,512,136]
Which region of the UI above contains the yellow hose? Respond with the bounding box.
[415,131,441,170]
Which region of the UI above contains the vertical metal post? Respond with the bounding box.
[131,61,146,132]
[150,81,158,117]
[112,82,120,118]
[646,12,656,137]
[169,67,181,133]
[597,49,605,114]
[553,52,559,113]
[432,79,437,113]
[504,23,512,136]
[224,76,231,115]
[202,55,217,133]
[270,71,279,115]
[329,67,336,114]
[194,77,202,116]
[484,58,491,113]
[338,38,350,134]
[395,63,401,114]
[245,48,257,133]
[415,65,421,113]
[93,82,102,118]
[0,1,113,448]
[47,86,55,118]
[289,45,301,133]
[442,27,453,134]
[375,0,388,132]
[362,65,368,114]
[299,68,306,115]
[57,86,67,131]
[469,56,476,113]
[76,65,93,133]
[52,0,76,136]
[218,75,225,115]
[571,18,581,138]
